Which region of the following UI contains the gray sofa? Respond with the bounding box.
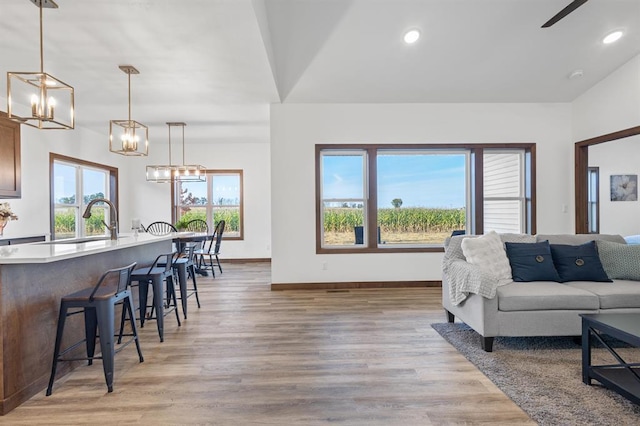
[442,233,640,351]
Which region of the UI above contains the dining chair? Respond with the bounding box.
[195,220,225,277]
[184,219,208,251]
[146,221,178,236]
[184,219,208,233]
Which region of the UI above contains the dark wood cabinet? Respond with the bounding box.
[0,111,21,198]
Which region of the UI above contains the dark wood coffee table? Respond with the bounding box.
[581,313,640,405]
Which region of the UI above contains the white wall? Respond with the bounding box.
[573,53,640,237]
[572,55,640,141]
[270,103,573,284]
[590,137,640,236]
[1,106,272,259]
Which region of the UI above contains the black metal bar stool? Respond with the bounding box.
[129,252,180,342]
[160,243,201,319]
[46,263,142,396]
[178,243,201,312]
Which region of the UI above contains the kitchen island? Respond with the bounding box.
[0,233,173,414]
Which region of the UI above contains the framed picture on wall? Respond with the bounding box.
[610,174,638,201]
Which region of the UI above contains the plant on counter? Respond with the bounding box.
[0,203,18,221]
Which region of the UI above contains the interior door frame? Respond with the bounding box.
[575,125,640,233]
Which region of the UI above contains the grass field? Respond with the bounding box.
[324,230,451,246]
[323,206,463,246]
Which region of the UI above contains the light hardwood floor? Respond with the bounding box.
[3,263,534,425]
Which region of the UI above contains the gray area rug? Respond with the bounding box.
[432,322,640,425]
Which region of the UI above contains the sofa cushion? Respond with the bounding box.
[569,280,640,309]
[550,241,611,282]
[505,241,561,282]
[536,234,626,245]
[596,240,640,280]
[499,233,537,244]
[461,231,512,284]
[445,233,536,263]
[497,281,600,311]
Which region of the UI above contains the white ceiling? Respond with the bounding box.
[1,0,640,143]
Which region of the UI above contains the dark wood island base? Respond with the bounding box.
[0,237,171,414]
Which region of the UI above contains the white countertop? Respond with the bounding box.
[0,233,175,264]
[0,233,49,242]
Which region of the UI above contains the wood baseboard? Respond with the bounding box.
[271,280,441,291]
[223,258,271,264]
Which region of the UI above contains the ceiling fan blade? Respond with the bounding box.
[541,0,588,28]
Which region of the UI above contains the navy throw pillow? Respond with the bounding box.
[549,241,612,282]
[505,241,561,282]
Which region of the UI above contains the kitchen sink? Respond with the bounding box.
[39,236,130,245]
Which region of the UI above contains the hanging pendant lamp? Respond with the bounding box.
[146,122,178,183]
[109,65,148,156]
[172,122,205,182]
[7,0,74,129]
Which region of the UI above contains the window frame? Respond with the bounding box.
[171,169,244,241]
[320,150,368,246]
[315,143,536,254]
[587,166,599,234]
[482,149,527,234]
[49,153,118,241]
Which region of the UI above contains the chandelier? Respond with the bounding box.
[146,122,177,183]
[172,123,205,182]
[7,0,74,129]
[109,65,148,156]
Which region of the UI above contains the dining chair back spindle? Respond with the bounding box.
[146,221,178,236]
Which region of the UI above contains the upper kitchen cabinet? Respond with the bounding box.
[0,112,21,198]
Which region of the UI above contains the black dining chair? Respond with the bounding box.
[184,219,208,233]
[47,262,142,396]
[146,221,178,235]
[184,219,208,251]
[195,220,225,277]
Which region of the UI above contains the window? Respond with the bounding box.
[173,170,243,239]
[587,167,599,233]
[50,154,118,240]
[483,151,526,234]
[321,152,367,246]
[316,144,535,253]
[377,150,468,245]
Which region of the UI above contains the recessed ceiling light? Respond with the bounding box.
[404,29,420,44]
[603,31,623,44]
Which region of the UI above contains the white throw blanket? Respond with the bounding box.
[443,259,506,306]
[443,233,535,305]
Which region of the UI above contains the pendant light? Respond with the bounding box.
[7,0,74,129]
[109,65,148,156]
[146,122,178,183]
[172,122,205,182]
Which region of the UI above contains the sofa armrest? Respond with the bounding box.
[442,259,500,337]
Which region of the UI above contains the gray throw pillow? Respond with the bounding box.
[596,240,640,281]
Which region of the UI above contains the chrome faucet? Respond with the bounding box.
[82,198,118,240]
